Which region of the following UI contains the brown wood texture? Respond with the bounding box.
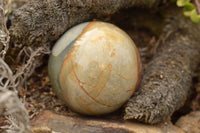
[30,110,183,133]
[9,0,161,46]
[124,6,200,124]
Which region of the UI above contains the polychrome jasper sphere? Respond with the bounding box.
[48,21,141,115]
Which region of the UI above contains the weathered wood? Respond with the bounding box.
[30,110,183,133]
[9,0,161,46]
[124,6,200,124]
[175,111,200,133]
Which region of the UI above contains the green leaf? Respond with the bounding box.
[190,9,200,23]
[177,0,191,7]
[183,3,195,11]
[183,3,195,17]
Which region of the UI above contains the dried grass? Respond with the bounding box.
[0,0,50,132]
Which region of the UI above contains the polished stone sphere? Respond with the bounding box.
[48,21,141,115]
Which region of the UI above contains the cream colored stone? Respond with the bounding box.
[49,21,141,115]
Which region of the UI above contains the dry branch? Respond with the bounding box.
[9,0,161,46]
[124,6,200,124]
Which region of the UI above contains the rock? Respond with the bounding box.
[175,111,200,133]
[30,110,183,133]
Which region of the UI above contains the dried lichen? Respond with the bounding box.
[0,1,50,133]
[124,7,200,124]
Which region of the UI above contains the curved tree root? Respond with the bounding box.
[124,6,200,124]
[9,0,161,46]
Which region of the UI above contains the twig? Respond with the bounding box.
[13,46,50,86]
[194,0,200,14]
[0,6,9,59]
